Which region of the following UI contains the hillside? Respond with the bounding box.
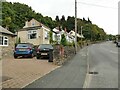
[2,2,106,41]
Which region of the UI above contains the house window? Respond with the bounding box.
[32,21,35,27]
[28,30,37,39]
[0,36,8,46]
[45,31,49,39]
[57,34,61,41]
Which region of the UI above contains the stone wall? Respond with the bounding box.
[53,45,77,65]
[0,47,2,59]
[52,42,90,65]
[2,35,15,58]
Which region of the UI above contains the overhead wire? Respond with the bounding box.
[77,1,118,10]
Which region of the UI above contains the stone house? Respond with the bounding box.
[0,26,16,58]
[18,18,50,45]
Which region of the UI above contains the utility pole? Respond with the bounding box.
[81,26,83,47]
[75,0,77,54]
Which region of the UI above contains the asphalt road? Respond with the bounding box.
[24,41,118,88]
[24,46,88,88]
[85,41,118,88]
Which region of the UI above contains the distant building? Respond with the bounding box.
[18,18,50,45]
[52,27,83,44]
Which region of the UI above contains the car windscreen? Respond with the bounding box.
[16,44,31,48]
[38,44,53,49]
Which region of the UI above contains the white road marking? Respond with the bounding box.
[83,47,90,88]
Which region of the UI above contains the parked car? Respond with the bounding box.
[116,42,120,47]
[14,43,35,58]
[113,40,117,43]
[36,44,53,59]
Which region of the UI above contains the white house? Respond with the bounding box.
[52,27,83,44]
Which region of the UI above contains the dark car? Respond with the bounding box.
[14,43,35,58]
[36,44,53,59]
[116,42,120,47]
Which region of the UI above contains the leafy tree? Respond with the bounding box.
[49,31,53,44]
[87,17,92,24]
[60,15,66,29]
[60,34,67,46]
[66,16,75,32]
[4,17,11,30]
[55,15,60,22]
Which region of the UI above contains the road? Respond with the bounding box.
[24,46,88,88]
[24,41,118,88]
[85,41,118,88]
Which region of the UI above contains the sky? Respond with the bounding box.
[6,0,119,35]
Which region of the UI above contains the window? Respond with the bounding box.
[32,21,35,27]
[28,30,37,39]
[45,31,49,39]
[4,36,8,45]
[0,36,8,46]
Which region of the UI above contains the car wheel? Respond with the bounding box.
[14,55,17,59]
[36,55,40,59]
[30,53,34,58]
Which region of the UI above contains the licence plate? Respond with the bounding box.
[19,49,26,51]
[41,53,47,55]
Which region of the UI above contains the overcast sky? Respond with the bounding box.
[6,0,119,35]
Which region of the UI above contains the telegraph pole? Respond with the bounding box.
[75,0,77,54]
[81,26,83,47]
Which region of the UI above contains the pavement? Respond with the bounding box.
[2,57,59,88]
[24,47,88,88]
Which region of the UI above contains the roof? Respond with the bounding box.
[69,30,84,38]
[0,26,14,35]
[19,26,42,31]
[19,25,50,32]
[53,28,65,34]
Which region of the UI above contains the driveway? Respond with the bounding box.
[2,57,59,88]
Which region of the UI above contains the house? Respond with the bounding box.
[52,27,83,44]
[52,27,65,44]
[18,18,50,45]
[69,30,84,38]
[0,26,16,58]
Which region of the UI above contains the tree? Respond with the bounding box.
[87,17,92,24]
[49,31,53,44]
[66,16,75,32]
[60,15,66,29]
[60,34,67,46]
[55,15,60,22]
[4,17,11,30]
